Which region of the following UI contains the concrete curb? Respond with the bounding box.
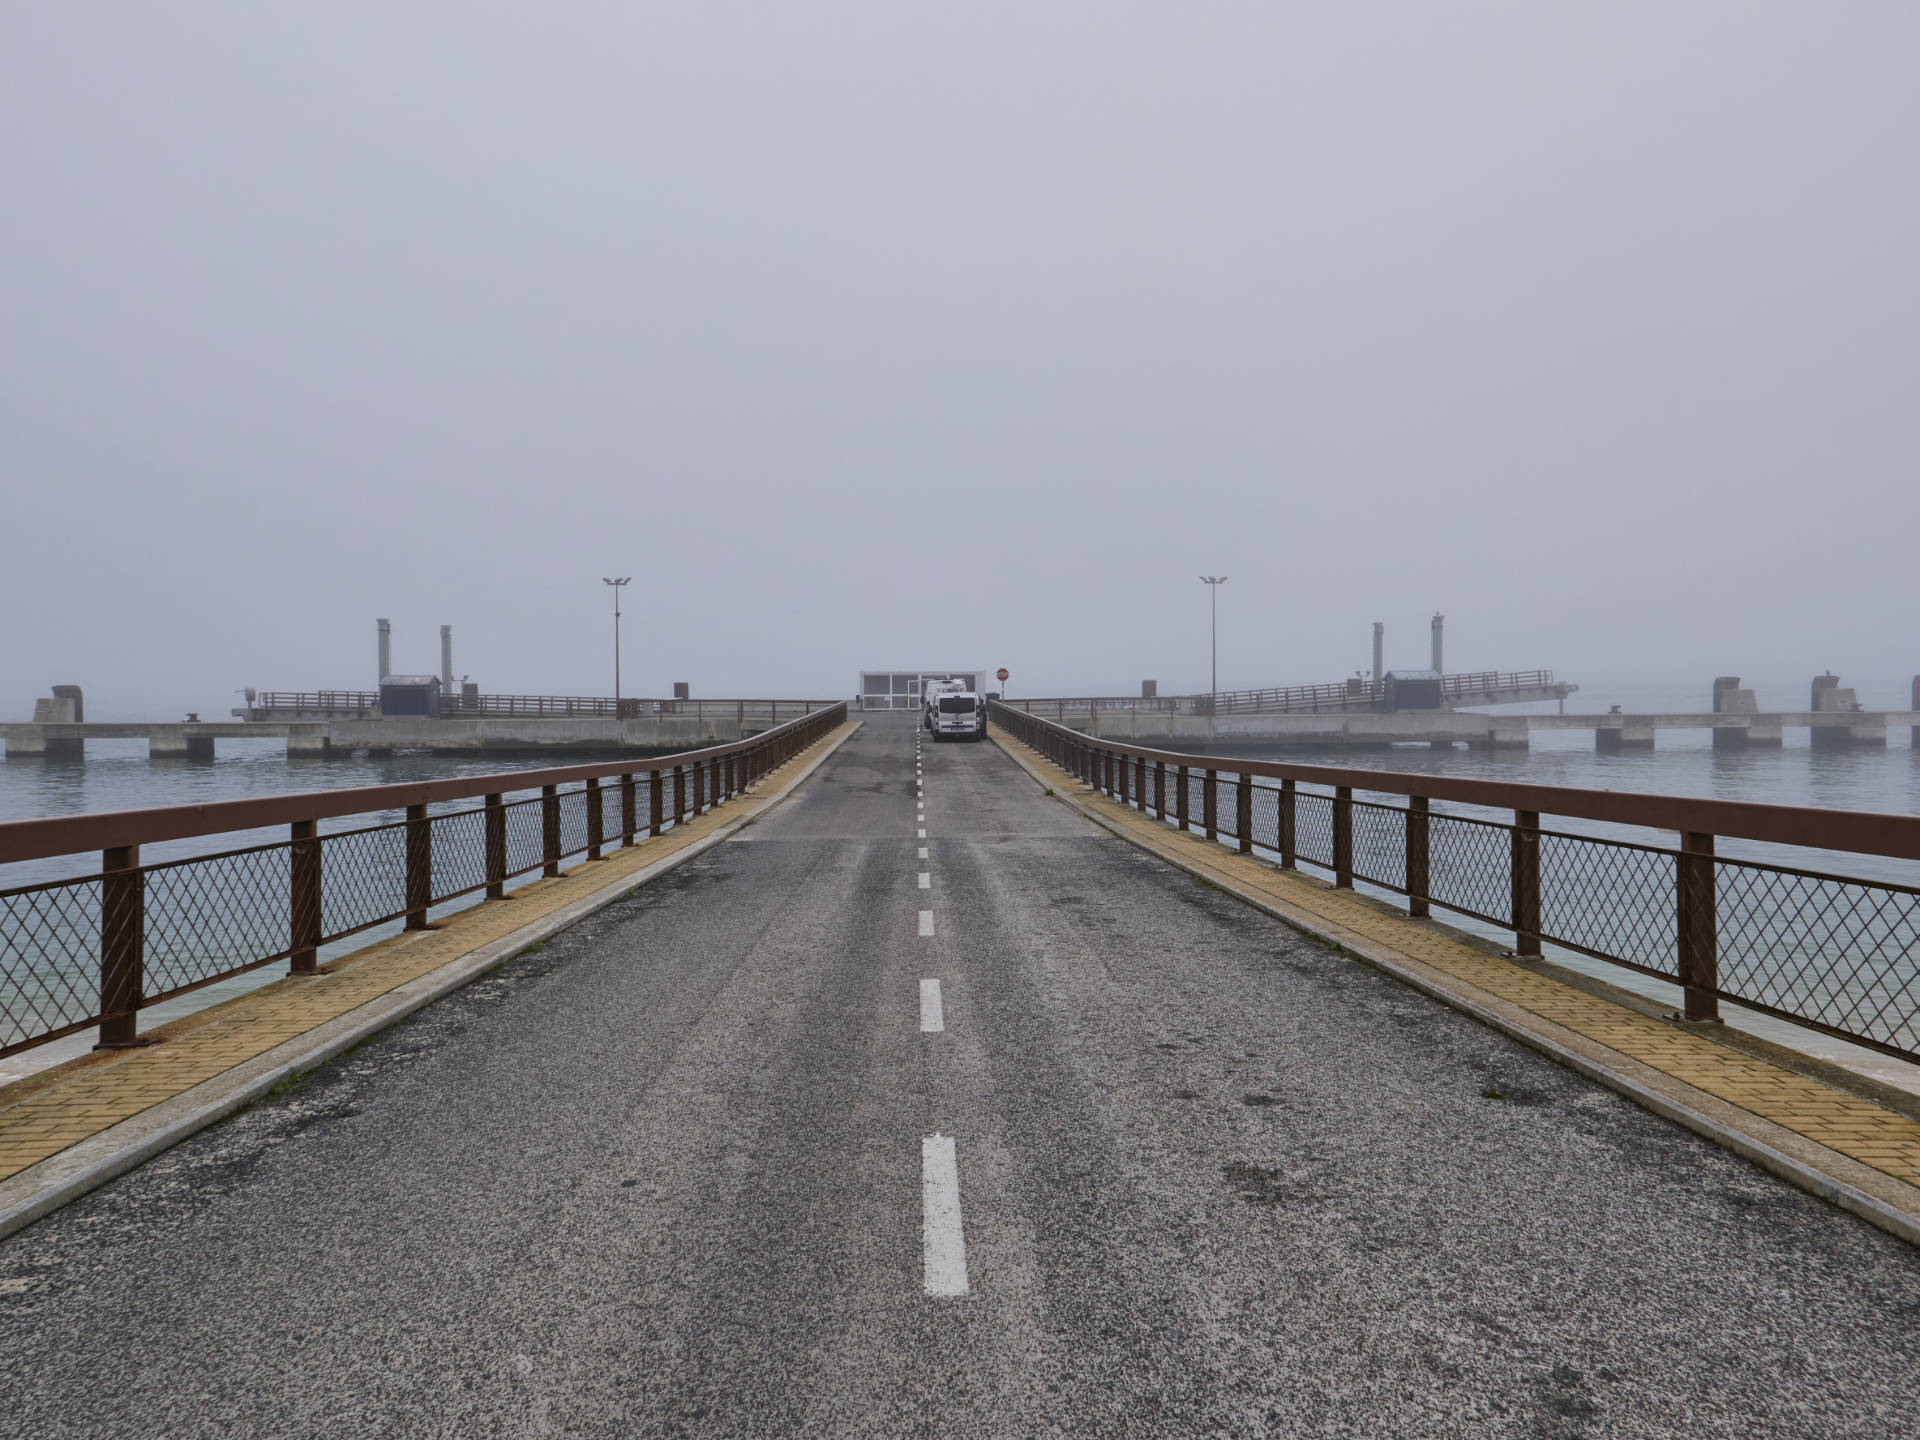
[0,722,862,1244]
[990,733,1920,1251]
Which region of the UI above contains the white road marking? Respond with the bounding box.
[921,1134,969,1297]
[919,978,945,1032]
[918,910,935,936]
[918,847,928,859]
[918,873,931,888]
[918,828,927,838]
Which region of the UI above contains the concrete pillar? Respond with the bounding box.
[1710,677,1772,747]
[378,618,392,684]
[149,729,214,762]
[2,727,48,757]
[1477,718,1530,750]
[1430,613,1444,674]
[1810,675,1875,748]
[285,724,331,757]
[440,625,453,692]
[1596,716,1654,751]
[51,685,84,722]
[1372,623,1384,685]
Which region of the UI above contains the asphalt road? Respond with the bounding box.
[3,714,1918,1438]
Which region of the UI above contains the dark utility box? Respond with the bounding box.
[380,675,442,717]
[1384,670,1444,711]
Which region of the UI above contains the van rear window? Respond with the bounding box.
[937,697,977,714]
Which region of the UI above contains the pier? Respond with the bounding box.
[3,704,1920,1431]
[0,699,837,761]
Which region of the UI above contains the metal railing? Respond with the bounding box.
[252,692,834,721]
[991,702,1920,1064]
[998,670,1562,718]
[0,705,847,1059]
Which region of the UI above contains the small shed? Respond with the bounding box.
[379,675,442,717]
[1384,669,1444,711]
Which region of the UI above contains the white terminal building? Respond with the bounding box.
[859,669,990,711]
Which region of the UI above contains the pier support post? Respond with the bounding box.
[673,767,686,827]
[405,803,431,928]
[1677,832,1720,1022]
[586,778,604,860]
[97,845,143,1048]
[1596,720,1655,752]
[1236,773,1253,854]
[1154,761,1166,820]
[1333,787,1353,888]
[485,794,506,898]
[1279,779,1297,869]
[650,771,664,837]
[1176,766,1190,832]
[1406,796,1430,918]
[1511,811,1541,957]
[1203,770,1218,841]
[621,774,637,845]
[290,820,321,973]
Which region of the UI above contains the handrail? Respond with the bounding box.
[0,704,849,1058]
[987,703,1920,860]
[989,701,1920,1063]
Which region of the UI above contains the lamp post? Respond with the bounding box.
[603,576,631,719]
[1200,575,1227,735]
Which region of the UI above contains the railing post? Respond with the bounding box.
[1236,773,1253,854]
[1176,765,1190,832]
[1333,786,1353,888]
[650,769,664,837]
[1117,752,1130,806]
[1512,809,1541,957]
[587,778,604,860]
[98,845,144,1049]
[485,793,506,896]
[1279,778,1297,869]
[674,766,686,826]
[1406,796,1430,918]
[1678,831,1720,1021]
[405,802,431,928]
[290,820,321,973]
[1204,770,1218,841]
[693,761,705,817]
[1155,761,1166,819]
[1135,756,1146,812]
[542,785,561,877]
[621,773,637,846]
[724,753,735,801]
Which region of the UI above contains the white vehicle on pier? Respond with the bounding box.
[931,690,986,742]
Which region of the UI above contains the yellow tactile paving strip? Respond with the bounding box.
[0,725,854,1182]
[999,735,1920,1192]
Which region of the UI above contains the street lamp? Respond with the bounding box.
[1200,576,1228,730]
[603,576,631,718]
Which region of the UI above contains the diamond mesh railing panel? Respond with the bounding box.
[1247,783,1280,853]
[1294,791,1336,870]
[1352,799,1407,891]
[1536,833,1678,976]
[1715,860,1920,1056]
[0,879,103,1053]
[430,805,490,904]
[143,845,294,999]
[503,796,547,877]
[1427,813,1515,927]
[557,787,590,858]
[318,822,408,940]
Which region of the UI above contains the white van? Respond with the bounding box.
[923,679,965,731]
[931,690,986,742]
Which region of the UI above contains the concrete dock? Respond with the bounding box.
[1021,706,1920,750]
[0,711,833,761]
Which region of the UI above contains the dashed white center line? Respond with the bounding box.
[918,847,928,859]
[917,828,927,838]
[918,910,935,936]
[919,978,945,1032]
[918,873,930,888]
[921,1135,969,1297]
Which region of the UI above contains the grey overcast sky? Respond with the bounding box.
[3,3,1916,718]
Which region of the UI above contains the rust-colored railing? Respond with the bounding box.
[991,702,1920,1063]
[0,705,848,1058]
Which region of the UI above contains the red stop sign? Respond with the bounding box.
[996,668,1009,682]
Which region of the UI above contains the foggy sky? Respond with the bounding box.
[4,3,1916,720]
